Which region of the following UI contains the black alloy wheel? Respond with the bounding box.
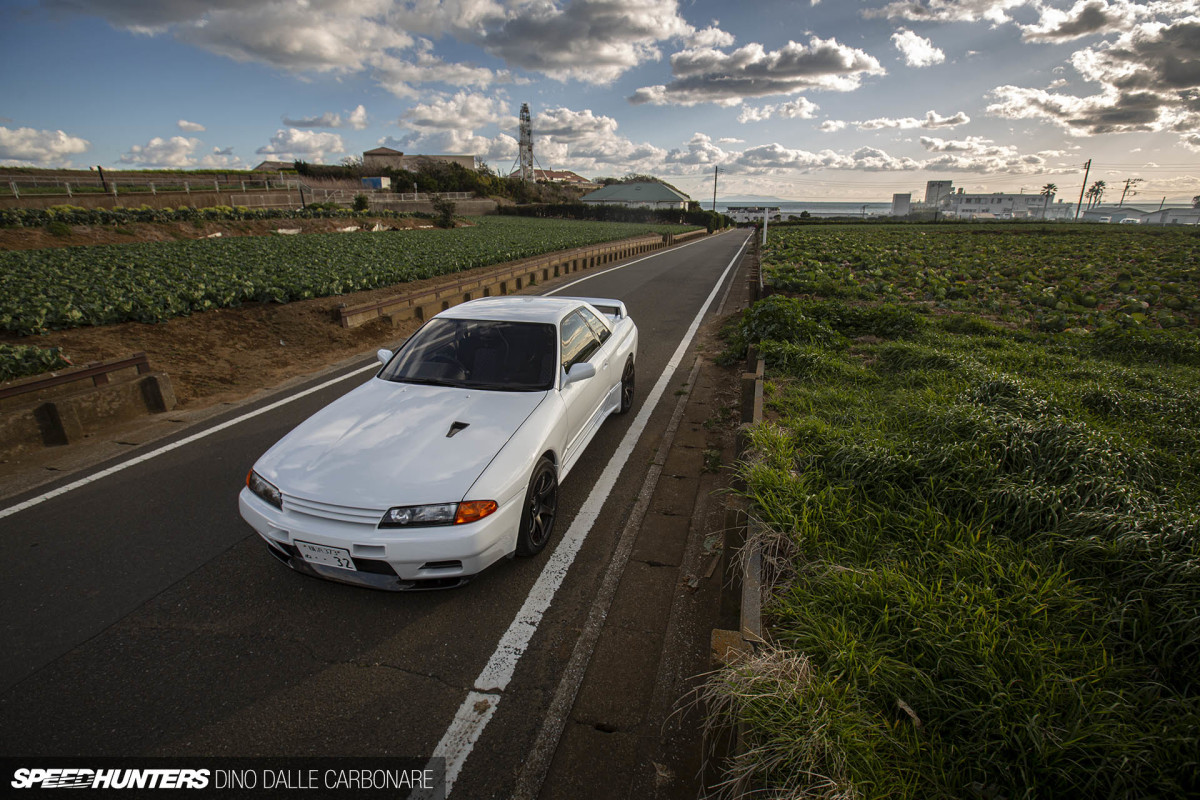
[516,457,558,556]
[617,359,635,414]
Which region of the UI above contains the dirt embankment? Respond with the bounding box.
[0,219,490,410]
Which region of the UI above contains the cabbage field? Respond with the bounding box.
[0,216,694,335]
[762,223,1199,331]
[716,222,1200,798]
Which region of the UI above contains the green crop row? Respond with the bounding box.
[0,343,71,382]
[761,223,1200,332]
[0,216,692,334]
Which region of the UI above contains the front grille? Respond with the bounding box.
[284,494,384,525]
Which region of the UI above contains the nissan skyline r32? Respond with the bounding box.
[239,296,638,590]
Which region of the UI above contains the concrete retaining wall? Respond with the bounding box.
[0,372,175,458]
[338,232,675,328]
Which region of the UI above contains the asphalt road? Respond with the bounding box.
[0,230,751,796]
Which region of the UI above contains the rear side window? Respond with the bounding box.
[560,311,601,371]
[579,306,612,344]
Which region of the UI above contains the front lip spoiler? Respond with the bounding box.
[264,540,471,591]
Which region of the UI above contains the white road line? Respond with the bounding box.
[0,362,380,521]
[426,234,750,797]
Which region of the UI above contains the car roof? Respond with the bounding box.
[435,296,585,324]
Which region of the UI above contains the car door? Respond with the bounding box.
[578,305,617,409]
[558,309,607,463]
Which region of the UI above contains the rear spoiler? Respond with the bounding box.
[561,297,628,320]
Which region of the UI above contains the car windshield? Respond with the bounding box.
[379,318,558,391]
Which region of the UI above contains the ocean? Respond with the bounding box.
[716,200,894,218]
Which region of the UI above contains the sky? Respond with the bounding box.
[0,0,1197,203]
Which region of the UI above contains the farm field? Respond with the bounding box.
[763,223,1199,331]
[0,215,693,336]
[716,223,1200,798]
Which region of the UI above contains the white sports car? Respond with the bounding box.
[239,296,638,590]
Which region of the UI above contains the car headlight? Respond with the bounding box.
[246,470,282,509]
[380,500,498,528]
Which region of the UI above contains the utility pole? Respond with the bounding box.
[762,208,768,246]
[1119,177,1142,207]
[1074,158,1090,221]
[711,166,723,211]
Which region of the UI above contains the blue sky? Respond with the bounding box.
[1,0,1197,202]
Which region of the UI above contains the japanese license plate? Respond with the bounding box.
[294,540,357,571]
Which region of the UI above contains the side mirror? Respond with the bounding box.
[376,348,392,366]
[562,362,596,387]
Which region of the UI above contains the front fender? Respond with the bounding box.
[463,392,569,513]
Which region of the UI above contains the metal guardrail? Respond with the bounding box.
[0,352,152,401]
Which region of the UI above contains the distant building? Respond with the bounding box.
[1144,207,1200,225]
[520,168,595,186]
[362,147,477,172]
[580,182,690,210]
[1081,206,1148,224]
[892,193,912,217]
[925,180,954,205]
[726,206,781,223]
[252,160,294,172]
[946,191,1072,220]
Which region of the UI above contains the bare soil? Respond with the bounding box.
[0,215,437,251]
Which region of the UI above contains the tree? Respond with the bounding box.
[430,194,457,228]
[1087,180,1106,209]
[1040,183,1057,218]
[1192,194,1199,208]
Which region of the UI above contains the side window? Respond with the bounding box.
[579,306,612,344]
[560,311,601,372]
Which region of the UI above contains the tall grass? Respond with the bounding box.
[715,301,1200,798]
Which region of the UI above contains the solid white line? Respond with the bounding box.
[429,233,750,796]
[0,362,380,522]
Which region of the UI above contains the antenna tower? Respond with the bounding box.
[518,103,534,181]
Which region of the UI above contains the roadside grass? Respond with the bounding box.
[713,237,1200,796]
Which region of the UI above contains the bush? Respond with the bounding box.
[352,193,370,212]
[46,221,71,237]
[431,195,457,228]
[0,344,71,382]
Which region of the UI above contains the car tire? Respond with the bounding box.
[515,457,558,557]
[617,359,635,415]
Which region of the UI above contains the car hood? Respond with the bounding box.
[256,378,548,508]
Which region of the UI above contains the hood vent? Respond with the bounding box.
[446,421,470,438]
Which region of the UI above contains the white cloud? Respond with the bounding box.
[734,143,921,172]
[370,44,507,98]
[856,110,970,129]
[255,129,347,163]
[469,0,694,84]
[717,137,745,144]
[0,126,90,166]
[737,97,819,123]
[864,0,1030,24]
[1019,0,1142,42]
[631,36,885,106]
[119,135,202,167]
[282,105,370,130]
[891,29,945,67]
[401,93,508,130]
[819,120,847,132]
[177,119,205,132]
[534,107,620,141]
[687,25,735,49]
[666,132,731,166]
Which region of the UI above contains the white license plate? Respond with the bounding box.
[295,540,357,571]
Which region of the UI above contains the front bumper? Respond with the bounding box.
[238,488,522,591]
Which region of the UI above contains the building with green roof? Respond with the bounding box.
[580,182,690,210]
